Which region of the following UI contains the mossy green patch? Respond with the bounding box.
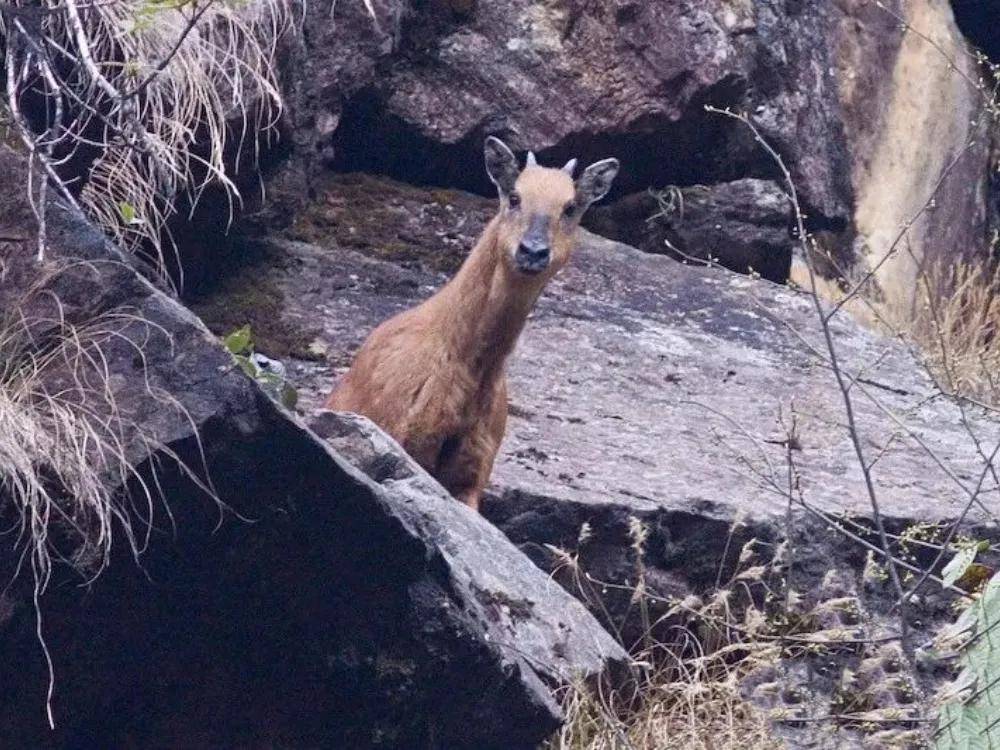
[284,172,493,275]
[191,267,321,361]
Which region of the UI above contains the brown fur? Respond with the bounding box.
[326,146,617,511]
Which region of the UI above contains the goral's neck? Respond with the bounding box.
[431,216,545,382]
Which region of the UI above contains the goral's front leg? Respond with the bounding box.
[455,487,482,513]
[437,426,499,514]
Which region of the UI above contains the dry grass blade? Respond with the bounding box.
[75,0,291,281]
[1,0,295,281]
[0,269,220,725]
[0,297,211,589]
[545,519,787,750]
[902,260,1000,406]
[549,647,783,750]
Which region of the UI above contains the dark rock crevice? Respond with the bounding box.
[317,38,873,288]
[323,78,808,283]
[328,78,781,203]
[159,124,295,294]
[951,0,1000,62]
[329,88,497,196]
[584,179,797,282]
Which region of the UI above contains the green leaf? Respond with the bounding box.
[224,325,253,356]
[944,546,979,588]
[255,370,282,387]
[233,353,258,378]
[118,201,141,225]
[935,569,1000,749]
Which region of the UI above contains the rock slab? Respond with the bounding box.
[212,174,1000,532]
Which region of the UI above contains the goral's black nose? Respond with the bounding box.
[517,243,550,263]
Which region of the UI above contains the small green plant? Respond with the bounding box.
[941,541,991,589]
[933,548,1000,748]
[224,324,298,410]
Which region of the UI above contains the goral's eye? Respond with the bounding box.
[508,192,521,209]
[562,201,577,218]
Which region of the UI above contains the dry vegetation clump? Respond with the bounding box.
[1,0,294,279]
[2,0,387,279]
[543,515,941,749]
[0,297,146,724]
[543,523,788,750]
[77,0,291,259]
[0,265,221,725]
[795,255,1000,408]
[549,640,783,750]
[903,259,1000,406]
[0,268,210,597]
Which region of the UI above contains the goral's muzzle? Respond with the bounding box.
[515,215,551,274]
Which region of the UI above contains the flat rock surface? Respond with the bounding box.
[198,175,1000,530]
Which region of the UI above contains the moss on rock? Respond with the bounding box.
[191,253,322,360]
[285,173,494,274]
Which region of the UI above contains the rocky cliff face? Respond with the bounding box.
[850,0,989,304]
[3,0,999,746]
[233,0,992,307]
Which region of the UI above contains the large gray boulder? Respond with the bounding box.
[0,147,624,748]
[216,174,997,534]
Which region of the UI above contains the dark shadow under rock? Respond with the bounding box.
[585,179,794,282]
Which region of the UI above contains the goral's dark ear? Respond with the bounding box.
[484,136,520,196]
[576,158,620,207]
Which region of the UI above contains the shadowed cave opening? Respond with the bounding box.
[180,75,844,294]
[328,84,781,203]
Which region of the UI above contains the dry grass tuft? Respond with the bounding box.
[791,250,1000,408]
[549,643,782,750]
[0,266,212,593]
[2,0,295,281]
[0,263,220,726]
[75,0,291,277]
[903,259,1000,406]
[544,525,786,750]
[3,0,383,283]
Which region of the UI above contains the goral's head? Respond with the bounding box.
[484,137,619,279]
